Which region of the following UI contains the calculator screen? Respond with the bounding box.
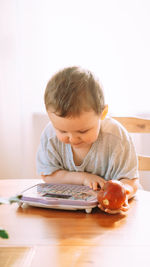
[43,193,71,199]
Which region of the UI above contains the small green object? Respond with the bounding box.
[0,195,22,205]
[0,229,9,239]
[0,194,22,239]
[0,197,9,205]
[103,199,109,206]
[9,195,22,204]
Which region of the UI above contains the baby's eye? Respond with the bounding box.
[59,130,67,133]
[78,130,89,134]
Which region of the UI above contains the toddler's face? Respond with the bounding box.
[48,110,103,149]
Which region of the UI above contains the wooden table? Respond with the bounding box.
[0,179,150,267]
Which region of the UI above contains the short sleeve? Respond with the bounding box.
[36,131,63,176]
[107,135,139,180]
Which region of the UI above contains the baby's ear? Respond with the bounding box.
[101,105,108,120]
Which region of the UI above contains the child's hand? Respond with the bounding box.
[82,173,106,190]
[98,197,129,214]
[97,180,130,214]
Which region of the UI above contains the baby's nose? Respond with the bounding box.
[68,134,80,143]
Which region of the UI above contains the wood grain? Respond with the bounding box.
[112,116,150,171]
[112,116,150,133]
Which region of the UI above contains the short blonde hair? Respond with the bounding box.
[44,66,105,117]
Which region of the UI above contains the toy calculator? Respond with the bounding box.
[19,183,98,213]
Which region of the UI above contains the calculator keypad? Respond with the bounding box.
[37,183,95,201]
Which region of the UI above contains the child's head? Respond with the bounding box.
[44,66,105,117]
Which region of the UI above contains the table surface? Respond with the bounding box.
[0,179,150,267]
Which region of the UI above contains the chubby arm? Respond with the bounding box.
[42,169,106,190]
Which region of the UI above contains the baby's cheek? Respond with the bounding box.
[62,137,69,143]
[86,134,98,144]
[59,135,69,144]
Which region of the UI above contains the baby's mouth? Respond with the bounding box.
[71,142,83,146]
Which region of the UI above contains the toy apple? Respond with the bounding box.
[97,180,127,210]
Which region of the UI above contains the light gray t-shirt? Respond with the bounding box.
[36,117,139,180]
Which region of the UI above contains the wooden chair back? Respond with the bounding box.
[112,116,150,171]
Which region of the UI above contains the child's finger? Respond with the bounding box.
[98,204,105,211]
[124,198,129,206]
[92,182,98,191]
[120,202,130,211]
[120,205,129,212]
[104,208,121,214]
[98,204,126,214]
[88,182,93,189]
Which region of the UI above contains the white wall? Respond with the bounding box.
[15,0,150,115]
[0,1,22,178]
[0,0,150,185]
